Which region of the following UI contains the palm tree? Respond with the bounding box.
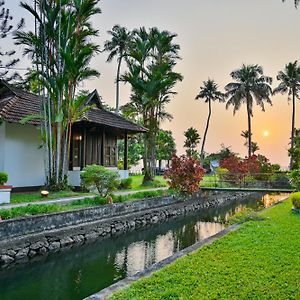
[241,130,250,147]
[122,27,183,183]
[273,61,300,169]
[251,142,260,155]
[104,25,132,114]
[225,64,272,158]
[195,79,224,160]
[184,127,201,157]
[15,0,101,188]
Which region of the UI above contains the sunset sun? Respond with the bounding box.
[263,130,270,137]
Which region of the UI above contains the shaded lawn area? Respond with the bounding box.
[129,175,167,190]
[110,199,300,300]
[10,190,92,204]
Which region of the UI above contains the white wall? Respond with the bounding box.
[0,121,5,171]
[4,123,45,187]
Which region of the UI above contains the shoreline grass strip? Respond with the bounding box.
[110,199,300,300]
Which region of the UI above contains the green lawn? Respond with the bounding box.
[128,175,167,190]
[10,190,92,204]
[0,189,170,220]
[110,198,300,300]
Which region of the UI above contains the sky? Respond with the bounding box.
[5,0,300,168]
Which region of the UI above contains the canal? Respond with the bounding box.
[0,193,285,300]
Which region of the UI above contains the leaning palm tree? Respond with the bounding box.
[273,61,300,169]
[195,79,224,160]
[103,25,132,114]
[225,64,272,158]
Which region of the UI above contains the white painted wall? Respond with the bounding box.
[4,123,45,187]
[0,121,5,171]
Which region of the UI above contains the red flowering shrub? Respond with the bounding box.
[220,155,260,184]
[164,154,205,195]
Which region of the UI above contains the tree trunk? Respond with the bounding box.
[290,91,296,169]
[115,55,122,114]
[201,98,212,161]
[247,99,252,158]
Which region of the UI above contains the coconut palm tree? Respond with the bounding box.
[103,25,132,114]
[225,64,272,158]
[273,61,300,169]
[122,27,183,183]
[195,79,224,160]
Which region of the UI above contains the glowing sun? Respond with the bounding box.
[263,130,269,137]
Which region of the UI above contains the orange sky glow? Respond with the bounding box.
[7,0,300,168]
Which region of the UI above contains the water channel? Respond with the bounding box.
[0,193,286,300]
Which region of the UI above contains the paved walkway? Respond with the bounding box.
[0,187,168,210]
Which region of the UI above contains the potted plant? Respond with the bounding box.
[0,172,12,204]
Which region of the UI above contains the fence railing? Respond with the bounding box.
[201,172,292,190]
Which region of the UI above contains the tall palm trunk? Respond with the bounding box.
[201,98,211,161]
[290,90,296,169]
[115,55,122,114]
[246,98,252,158]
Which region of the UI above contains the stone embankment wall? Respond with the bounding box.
[0,191,258,267]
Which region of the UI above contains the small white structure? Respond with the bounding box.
[0,186,12,204]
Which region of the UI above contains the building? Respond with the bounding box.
[0,81,146,189]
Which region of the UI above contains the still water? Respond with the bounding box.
[0,193,285,300]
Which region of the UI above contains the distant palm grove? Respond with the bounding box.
[0,0,300,190]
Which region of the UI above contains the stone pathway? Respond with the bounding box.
[0,187,168,210]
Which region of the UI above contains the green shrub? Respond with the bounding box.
[118,178,133,189]
[0,172,8,185]
[289,169,300,190]
[290,192,300,209]
[80,165,120,196]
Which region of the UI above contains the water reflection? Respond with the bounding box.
[0,193,286,300]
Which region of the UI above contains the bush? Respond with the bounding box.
[118,178,133,189]
[0,172,8,185]
[270,173,291,189]
[290,192,300,209]
[289,169,300,191]
[80,165,120,196]
[164,154,205,195]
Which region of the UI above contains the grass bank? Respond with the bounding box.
[10,190,92,204]
[0,190,171,220]
[110,198,300,300]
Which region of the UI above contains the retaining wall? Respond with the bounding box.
[0,191,259,267]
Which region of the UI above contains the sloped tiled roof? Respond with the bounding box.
[0,82,41,125]
[0,82,147,133]
[80,108,146,133]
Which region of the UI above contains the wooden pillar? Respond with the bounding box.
[101,127,105,166]
[81,127,87,170]
[124,131,128,170]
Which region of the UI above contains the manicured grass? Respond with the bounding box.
[127,175,167,190]
[10,190,92,204]
[0,189,171,220]
[110,198,300,300]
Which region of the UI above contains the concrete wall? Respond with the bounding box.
[0,191,260,266]
[4,123,45,187]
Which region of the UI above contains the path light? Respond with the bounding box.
[41,190,49,198]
